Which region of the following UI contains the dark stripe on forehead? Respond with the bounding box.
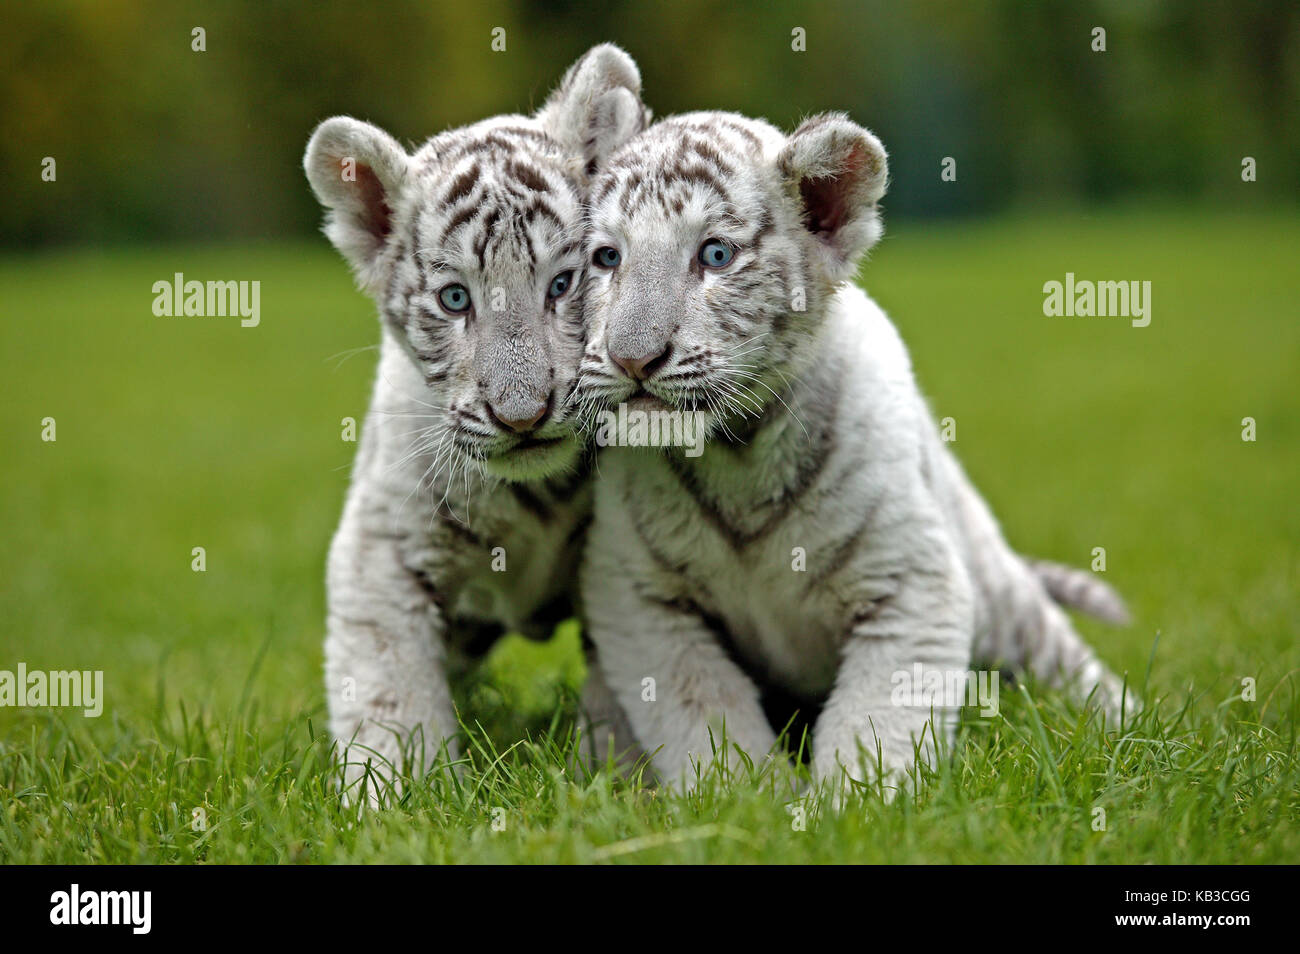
[594,170,623,204]
[443,163,479,205]
[525,193,563,224]
[438,128,556,169]
[475,206,500,268]
[618,175,642,215]
[478,133,531,155]
[440,198,484,246]
[608,167,732,221]
[441,138,506,164]
[681,137,736,178]
[665,162,729,202]
[655,189,676,218]
[561,172,584,205]
[517,218,536,275]
[507,159,550,193]
[714,119,764,151]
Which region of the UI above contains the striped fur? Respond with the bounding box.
[575,111,1135,798]
[1030,559,1131,625]
[304,45,646,797]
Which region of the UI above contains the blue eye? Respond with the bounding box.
[593,246,621,268]
[438,283,471,314]
[699,239,734,269]
[547,270,574,300]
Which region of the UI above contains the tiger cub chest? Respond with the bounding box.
[615,451,858,696]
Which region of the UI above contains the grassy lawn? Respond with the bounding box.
[1,210,1296,863]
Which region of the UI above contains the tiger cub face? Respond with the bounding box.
[305,45,647,482]
[578,111,888,442]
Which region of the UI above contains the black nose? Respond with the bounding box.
[609,342,671,381]
[487,397,550,433]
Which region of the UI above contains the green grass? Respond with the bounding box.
[1,210,1297,863]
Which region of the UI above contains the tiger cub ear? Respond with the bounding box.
[777,113,888,282]
[304,117,411,293]
[537,44,650,177]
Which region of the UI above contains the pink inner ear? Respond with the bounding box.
[799,142,870,242]
[799,174,848,239]
[353,162,392,241]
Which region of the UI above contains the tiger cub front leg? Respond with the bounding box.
[813,537,975,801]
[584,558,777,788]
[325,510,457,802]
[575,644,646,774]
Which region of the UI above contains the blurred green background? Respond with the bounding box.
[2,0,1297,247]
[1,0,1297,728]
[2,1,1298,863]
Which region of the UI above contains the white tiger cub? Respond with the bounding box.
[576,111,1135,797]
[304,45,646,798]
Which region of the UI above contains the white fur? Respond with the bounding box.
[584,288,974,797]
[309,46,648,801]
[576,111,1132,802]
